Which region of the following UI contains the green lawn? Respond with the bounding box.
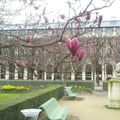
[0,85,53,103]
[0,93,23,102]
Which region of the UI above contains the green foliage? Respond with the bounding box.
[66,81,94,90]
[0,93,22,102]
[103,81,108,91]
[0,80,94,90]
[72,85,92,93]
[0,85,29,92]
[0,80,94,120]
[0,85,64,120]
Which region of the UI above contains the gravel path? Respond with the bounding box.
[59,92,120,120]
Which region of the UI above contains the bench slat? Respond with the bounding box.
[39,98,69,120]
[50,107,69,120]
[65,87,77,98]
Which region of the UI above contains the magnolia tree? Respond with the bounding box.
[0,0,115,82]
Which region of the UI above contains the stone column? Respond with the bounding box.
[102,64,107,81]
[71,72,75,81]
[91,66,96,81]
[112,65,116,77]
[108,79,120,108]
[44,72,47,80]
[51,73,54,81]
[94,72,97,81]
[102,64,105,81]
[82,65,86,81]
[23,68,27,80]
[91,67,94,81]
[5,67,9,80]
[61,73,64,81]
[14,68,18,80]
[105,64,107,80]
[33,70,37,80]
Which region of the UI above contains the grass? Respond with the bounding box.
[0,93,23,102]
[0,85,62,110]
[0,84,56,104]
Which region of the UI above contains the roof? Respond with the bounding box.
[0,20,120,31]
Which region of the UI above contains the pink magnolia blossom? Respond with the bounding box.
[71,37,80,50]
[66,37,85,61]
[85,11,91,20]
[0,55,4,65]
[65,38,72,49]
[16,60,29,67]
[73,48,85,62]
[66,37,80,56]
[71,37,80,56]
[44,16,49,23]
[25,35,31,43]
[75,17,81,23]
[0,59,4,65]
[60,14,65,19]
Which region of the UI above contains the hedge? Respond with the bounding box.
[0,80,94,120]
[0,80,94,90]
[103,81,108,91]
[66,81,94,90]
[0,85,64,120]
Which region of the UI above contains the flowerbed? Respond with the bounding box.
[0,85,30,92]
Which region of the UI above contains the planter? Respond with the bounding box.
[108,79,120,108]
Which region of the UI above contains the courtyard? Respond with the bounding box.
[0,0,120,120]
[37,89,120,120]
[61,93,120,120]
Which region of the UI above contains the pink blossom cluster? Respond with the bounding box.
[66,37,85,62]
[16,60,29,67]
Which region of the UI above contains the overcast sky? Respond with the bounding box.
[46,0,120,20]
[98,0,120,20]
[2,0,120,24]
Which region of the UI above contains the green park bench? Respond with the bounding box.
[39,97,69,120]
[65,87,77,98]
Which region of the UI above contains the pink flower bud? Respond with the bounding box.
[66,37,80,56]
[25,35,31,43]
[75,18,81,23]
[60,14,65,19]
[86,11,91,20]
[73,48,85,62]
[98,15,103,27]
[44,16,49,23]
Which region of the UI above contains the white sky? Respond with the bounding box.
[1,0,120,24]
[98,0,120,20]
[46,0,120,20]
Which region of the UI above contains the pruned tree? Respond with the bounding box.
[0,0,115,82]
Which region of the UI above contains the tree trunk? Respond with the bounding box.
[18,67,24,79]
[27,68,34,80]
[1,64,6,79]
[96,63,100,86]
[9,62,15,80]
[37,70,43,79]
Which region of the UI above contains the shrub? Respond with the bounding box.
[0,85,64,120]
[72,85,92,93]
[0,85,29,92]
